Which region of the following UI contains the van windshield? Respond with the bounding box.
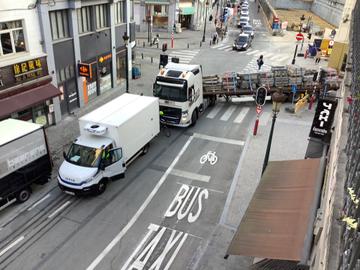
[153,83,187,102]
[66,143,102,168]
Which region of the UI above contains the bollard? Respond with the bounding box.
[187,43,189,49]
[253,118,259,136]
[151,57,153,63]
[210,40,212,46]
[141,53,144,59]
[157,43,159,49]
[143,41,145,47]
[200,41,202,47]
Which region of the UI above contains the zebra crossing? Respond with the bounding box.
[168,49,200,64]
[205,103,272,125]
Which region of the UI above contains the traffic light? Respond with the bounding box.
[307,33,312,40]
[255,87,267,106]
[162,43,167,52]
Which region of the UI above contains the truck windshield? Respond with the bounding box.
[154,83,187,102]
[66,143,102,168]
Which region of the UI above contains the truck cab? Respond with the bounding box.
[58,126,125,195]
[153,63,204,127]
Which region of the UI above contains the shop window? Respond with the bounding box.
[49,10,70,40]
[115,1,125,24]
[33,104,48,126]
[56,65,75,83]
[0,20,26,56]
[116,52,126,84]
[95,4,109,29]
[77,6,92,34]
[154,5,162,14]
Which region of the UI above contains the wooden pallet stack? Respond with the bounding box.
[237,73,258,90]
[287,65,304,85]
[259,71,274,86]
[272,66,289,87]
[203,75,222,94]
[222,72,238,94]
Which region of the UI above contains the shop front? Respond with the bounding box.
[145,0,170,30]
[0,56,61,126]
[179,1,195,28]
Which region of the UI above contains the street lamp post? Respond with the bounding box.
[122,33,129,93]
[261,91,286,175]
[202,1,209,42]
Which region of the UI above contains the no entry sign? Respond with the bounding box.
[296,33,304,41]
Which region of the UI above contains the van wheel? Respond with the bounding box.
[191,111,198,126]
[142,143,150,155]
[96,181,107,195]
[16,188,31,203]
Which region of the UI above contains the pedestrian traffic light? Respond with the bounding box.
[162,43,167,52]
[307,33,312,40]
[255,87,267,106]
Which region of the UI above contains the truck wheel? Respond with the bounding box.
[96,180,107,195]
[16,188,31,203]
[141,143,150,155]
[191,111,197,126]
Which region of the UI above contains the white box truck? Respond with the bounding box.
[58,94,160,195]
[0,119,52,206]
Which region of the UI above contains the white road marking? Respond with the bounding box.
[246,49,260,55]
[224,47,233,52]
[220,105,237,121]
[234,107,250,123]
[259,112,271,126]
[215,44,231,50]
[48,201,71,219]
[0,236,24,257]
[231,96,271,103]
[193,133,245,146]
[86,136,194,270]
[277,118,312,126]
[170,169,211,182]
[206,103,224,119]
[27,194,51,211]
[277,55,290,62]
[262,52,274,58]
[176,182,224,194]
[212,43,226,48]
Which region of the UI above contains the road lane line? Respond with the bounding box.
[27,194,51,211]
[170,169,211,182]
[48,201,71,219]
[0,236,24,257]
[86,136,194,270]
[259,112,271,126]
[234,107,250,123]
[193,133,245,146]
[206,103,224,119]
[220,106,237,121]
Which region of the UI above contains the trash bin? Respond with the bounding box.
[175,23,182,33]
[132,66,141,79]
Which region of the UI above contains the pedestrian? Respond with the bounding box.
[315,49,322,64]
[212,32,218,45]
[257,55,264,70]
[258,4,261,13]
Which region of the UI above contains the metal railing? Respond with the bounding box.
[339,1,360,269]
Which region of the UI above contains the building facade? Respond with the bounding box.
[0,0,62,126]
[37,0,135,121]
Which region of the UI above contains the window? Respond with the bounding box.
[115,1,125,24]
[77,7,92,34]
[95,4,108,29]
[56,65,75,83]
[154,5,161,13]
[49,10,70,40]
[0,20,26,56]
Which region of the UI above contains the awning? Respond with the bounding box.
[227,159,322,262]
[180,7,195,15]
[0,83,62,118]
[145,0,170,4]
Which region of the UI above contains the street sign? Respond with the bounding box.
[78,63,92,78]
[296,33,304,41]
[256,105,262,114]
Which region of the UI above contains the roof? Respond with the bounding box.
[79,93,158,128]
[0,119,42,146]
[0,83,62,119]
[227,158,322,262]
[165,62,200,72]
[75,134,113,149]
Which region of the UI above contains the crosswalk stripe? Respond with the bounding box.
[169,55,193,60]
[212,43,226,48]
[169,52,198,56]
[206,103,224,119]
[225,47,233,52]
[262,52,274,58]
[216,44,231,50]
[234,107,250,123]
[220,105,237,121]
[269,55,279,60]
[246,49,260,55]
[277,55,289,62]
[259,112,271,126]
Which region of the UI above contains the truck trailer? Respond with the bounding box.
[58,94,160,195]
[0,119,52,206]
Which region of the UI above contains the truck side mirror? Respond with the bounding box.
[63,151,67,160]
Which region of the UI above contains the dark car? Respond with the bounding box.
[233,33,252,51]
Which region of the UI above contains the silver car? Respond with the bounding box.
[243,24,255,39]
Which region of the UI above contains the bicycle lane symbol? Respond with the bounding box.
[199,151,218,165]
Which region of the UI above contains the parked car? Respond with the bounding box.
[233,33,252,51]
[237,16,249,28]
[243,24,255,39]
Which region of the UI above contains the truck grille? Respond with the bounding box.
[159,106,181,124]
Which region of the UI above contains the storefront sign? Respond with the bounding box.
[78,63,92,78]
[87,81,97,97]
[98,53,112,63]
[309,98,338,143]
[13,58,43,82]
